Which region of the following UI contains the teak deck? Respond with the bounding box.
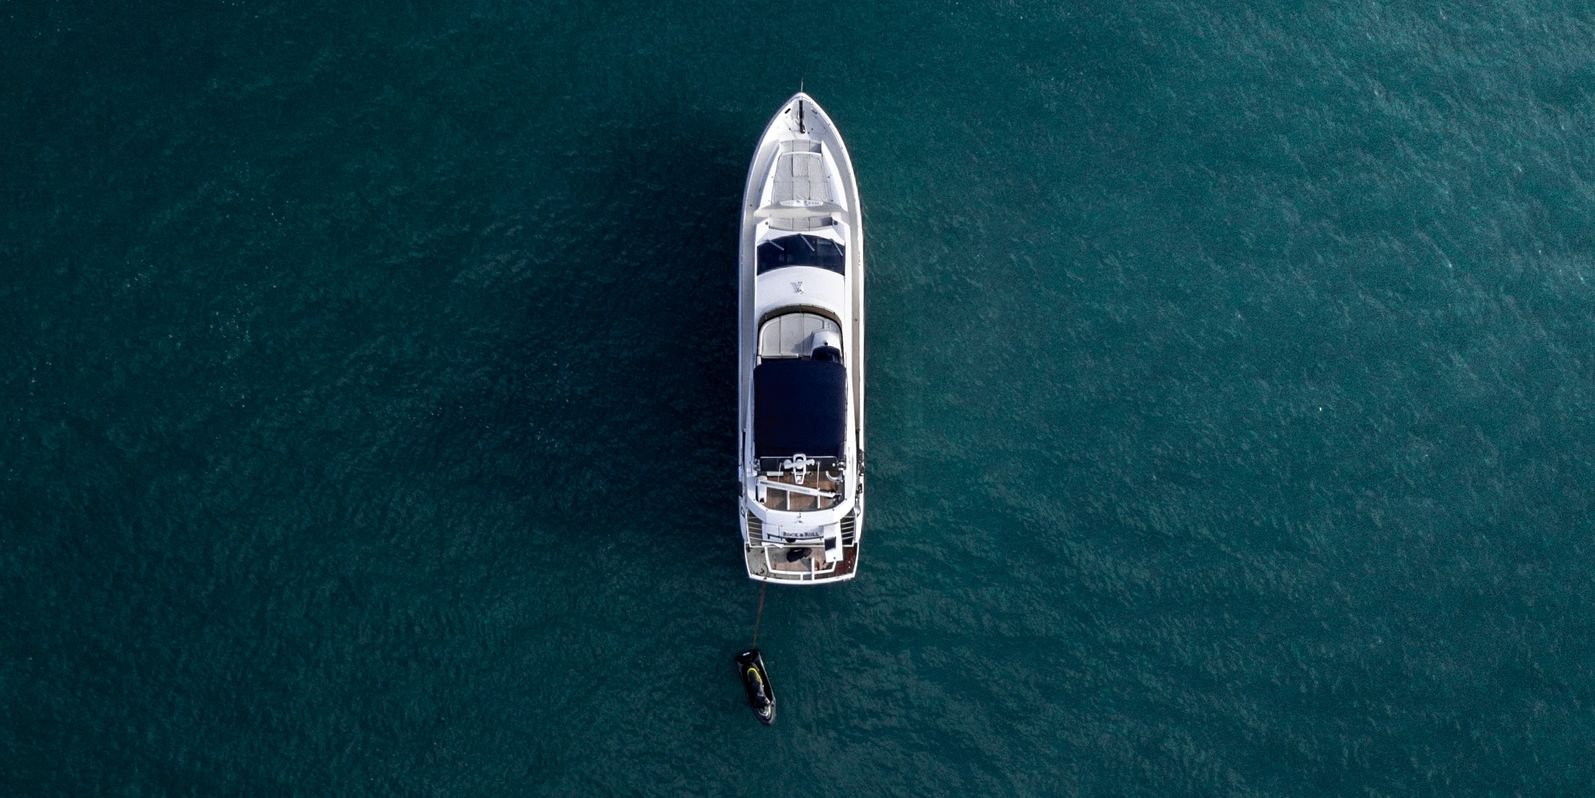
[758,468,842,512]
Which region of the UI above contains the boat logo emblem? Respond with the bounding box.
[792,281,805,294]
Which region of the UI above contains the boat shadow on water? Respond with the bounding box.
[417,107,752,578]
[413,102,863,727]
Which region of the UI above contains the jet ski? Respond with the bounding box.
[735,648,776,725]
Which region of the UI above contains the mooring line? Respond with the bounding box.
[751,581,769,648]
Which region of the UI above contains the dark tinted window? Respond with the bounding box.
[757,235,845,275]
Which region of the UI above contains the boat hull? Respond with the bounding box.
[737,93,866,585]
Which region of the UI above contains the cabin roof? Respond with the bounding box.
[754,359,846,458]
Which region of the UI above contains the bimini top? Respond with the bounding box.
[753,358,846,458]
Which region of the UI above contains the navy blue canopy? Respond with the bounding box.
[754,359,846,458]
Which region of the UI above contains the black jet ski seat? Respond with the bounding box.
[735,648,777,725]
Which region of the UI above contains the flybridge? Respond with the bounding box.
[756,453,846,514]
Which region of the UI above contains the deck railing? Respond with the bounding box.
[744,509,859,583]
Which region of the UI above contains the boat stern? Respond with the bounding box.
[742,508,861,584]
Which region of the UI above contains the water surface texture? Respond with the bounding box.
[4,1,1594,795]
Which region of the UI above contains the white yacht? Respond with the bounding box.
[738,93,866,584]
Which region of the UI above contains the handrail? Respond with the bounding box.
[750,545,840,580]
[755,478,837,499]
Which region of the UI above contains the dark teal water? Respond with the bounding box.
[5,1,1594,794]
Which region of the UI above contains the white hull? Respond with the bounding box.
[737,94,865,584]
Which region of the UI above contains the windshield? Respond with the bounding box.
[756,234,845,275]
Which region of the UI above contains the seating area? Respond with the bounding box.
[759,312,841,358]
[757,462,843,512]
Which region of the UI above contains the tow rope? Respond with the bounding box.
[751,581,768,648]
